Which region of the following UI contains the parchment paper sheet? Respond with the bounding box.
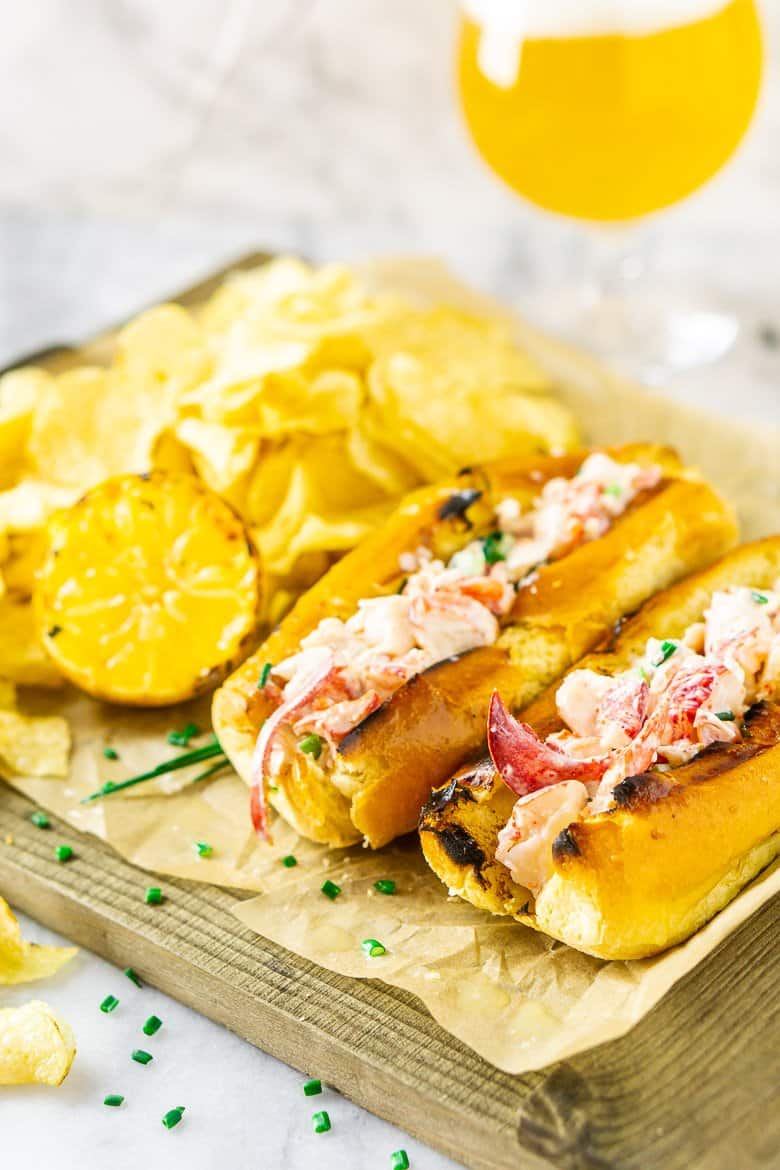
[4,258,780,1074]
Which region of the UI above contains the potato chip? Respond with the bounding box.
[0,596,63,688]
[0,369,44,489]
[0,1001,76,1085]
[0,709,71,779]
[114,303,211,395]
[173,418,259,503]
[0,897,76,985]
[0,681,16,709]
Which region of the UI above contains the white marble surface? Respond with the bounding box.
[0,3,779,1168]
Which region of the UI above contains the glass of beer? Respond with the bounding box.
[457,0,763,375]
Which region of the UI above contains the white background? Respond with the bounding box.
[1,3,779,1168]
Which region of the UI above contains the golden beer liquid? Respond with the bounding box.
[458,0,763,221]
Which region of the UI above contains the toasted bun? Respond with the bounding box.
[420,537,780,959]
[214,444,737,847]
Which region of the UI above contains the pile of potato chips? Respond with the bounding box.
[0,895,76,1085]
[0,256,578,691]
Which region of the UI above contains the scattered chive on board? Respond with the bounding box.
[195,841,213,858]
[374,879,396,895]
[131,1049,153,1065]
[124,967,143,988]
[162,1106,185,1130]
[303,1078,322,1097]
[143,1015,162,1036]
[103,1094,124,1107]
[81,738,225,804]
[312,1110,331,1134]
[321,879,341,900]
[100,995,119,1014]
[55,844,73,862]
[361,938,387,958]
[102,746,119,760]
[257,661,272,689]
[30,811,50,829]
[145,887,163,905]
[168,721,200,747]
[281,854,298,868]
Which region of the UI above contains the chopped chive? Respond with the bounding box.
[103,1094,124,1108]
[482,531,506,565]
[312,1110,331,1134]
[603,483,622,497]
[55,844,73,863]
[124,968,143,988]
[303,1078,322,1096]
[143,1015,162,1036]
[167,721,200,748]
[80,740,225,803]
[131,1049,153,1065]
[281,854,298,868]
[715,710,736,721]
[102,746,119,760]
[257,662,272,689]
[145,887,163,905]
[752,590,769,604]
[30,811,50,829]
[637,666,649,682]
[47,624,62,638]
[391,1152,410,1170]
[321,879,341,900]
[100,995,120,1014]
[374,879,396,895]
[299,733,323,759]
[195,841,213,858]
[162,1106,185,1130]
[654,640,678,666]
[361,938,387,958]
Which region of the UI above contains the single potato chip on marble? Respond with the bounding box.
[0,1001,76,1085]
[0,898,77,985]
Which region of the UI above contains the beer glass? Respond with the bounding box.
[458,0,763,375]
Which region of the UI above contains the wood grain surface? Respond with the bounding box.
[3,255,779,1170]
[2,780,780,1170]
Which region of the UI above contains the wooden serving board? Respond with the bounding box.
[3,255,780,1169]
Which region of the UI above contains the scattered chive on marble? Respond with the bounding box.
[303,1078,322,1096]
[100,995,119,1014]
[124,967,143,988]
[162,1106,185,1130]
[103,1094,124,1108]
[143,1015,162,1036]
[312,1110,331,1134]
[391,1152,410,1170]
[131,1049,153,1065]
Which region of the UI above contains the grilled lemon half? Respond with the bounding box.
[36,472,262,706]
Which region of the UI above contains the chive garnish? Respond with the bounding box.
[482,531,506,565]
[103,1094,124,1107]
[655,640,678,666]
[374,879,396,895]
[131,1049,153,1065]
[55,844,73,862]
[195,841,213,858]
[145,887,163,905]
[361,938,387,958]
[715,710,736,721]
[257,662,272,689]
[143,1015,162,1036]
[47,625,62,638]
[752,590,769,604]
[603,483,622,497]
[303,1078,322,1097]
[102,746,119,760]
[167,721,200,748]
[162,1106,185,1130]
[391,1152,410,1170]
[637,666,649,682]
[100,995,119,1014]
[80,738,225,803]
[321,879,341,901]
[281,854,298,868]
[30,811,50,829]
[312,1110,331,1134]
[299,733,323,759]
[124,968,143,988]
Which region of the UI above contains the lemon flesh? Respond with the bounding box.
[37,472,262,706]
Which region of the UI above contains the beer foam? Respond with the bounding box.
[463,0,733,87]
